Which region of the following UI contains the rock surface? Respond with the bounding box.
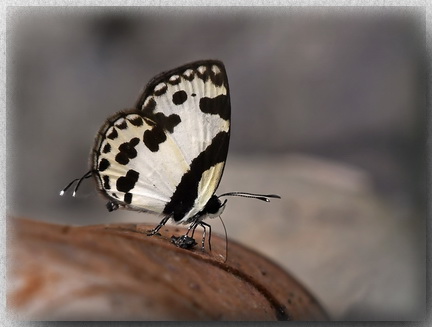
[7,218,328,321]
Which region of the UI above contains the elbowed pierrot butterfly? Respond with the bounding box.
[61,60,280,250]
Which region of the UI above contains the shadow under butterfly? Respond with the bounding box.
[61,60,280,251]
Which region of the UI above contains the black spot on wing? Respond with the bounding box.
[116,120,128,130]
[99,158,110,172]
[210,69,224,87]
[124,192,133,204]
[117,169,139,193]
[102,143,111,154]
[115,137,140,165]
[143,98,156,112]
[115,152,129,165]
[196,67,210,82]
[143,113,181,152]
[199,94,230,120]
[168,75,181,85]
[161,113,181,133]
[107,128,118,140]
[128,137,140,147]
[172,90,187,105]
[163,131,230,221]
[139,91,182,152]
[144,128,166,152]
[103,175,111,189]
[129,116,143,126]
[182,71,195,81]
[154,83,167,96]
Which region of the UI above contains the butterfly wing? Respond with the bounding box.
[92,60,231,223]
[92,111,188,214]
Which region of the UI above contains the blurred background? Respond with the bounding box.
[7,7,426,320]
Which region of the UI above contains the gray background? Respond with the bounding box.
[7,7,426,320]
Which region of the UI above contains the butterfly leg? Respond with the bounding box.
[184,221,212,251]
[147,216,170,236]
[200,223,206,251]
[204,222,212,251]
[199,222,212,252]
[187,221,199,238]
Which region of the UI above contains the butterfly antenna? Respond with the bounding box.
[59,178,80,196]
[60,170,93,197]
[72,170,93,197]
[218,214,229,263]
[219,192,281,202]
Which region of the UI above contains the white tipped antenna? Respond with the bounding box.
[219,192,281,202]
[60,170,93,197]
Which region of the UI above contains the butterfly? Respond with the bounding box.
[60,60,280,250]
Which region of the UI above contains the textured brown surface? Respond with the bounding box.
[8,218,328,321]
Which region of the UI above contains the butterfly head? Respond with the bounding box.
[202,195,227,219]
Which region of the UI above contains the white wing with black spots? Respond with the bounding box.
[92,60,231,223]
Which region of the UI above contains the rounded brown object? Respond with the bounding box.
[7,218,329,321]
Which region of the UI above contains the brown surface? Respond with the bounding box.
[7,217,328,321]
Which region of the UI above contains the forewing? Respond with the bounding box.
[135,60,231,221]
